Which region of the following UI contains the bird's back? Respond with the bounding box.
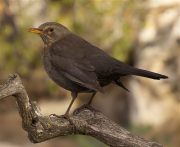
[48,32,167,91]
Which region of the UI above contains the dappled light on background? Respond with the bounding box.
[0,0,179,147]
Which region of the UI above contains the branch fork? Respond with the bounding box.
[0,74,163,147]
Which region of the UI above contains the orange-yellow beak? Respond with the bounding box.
[27,28,43,34]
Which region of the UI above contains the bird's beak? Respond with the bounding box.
[27,28,43,34]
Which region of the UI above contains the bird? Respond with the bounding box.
[27,22,168,125]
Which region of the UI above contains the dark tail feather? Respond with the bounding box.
[112,79,130,92]
[129,67,168,80]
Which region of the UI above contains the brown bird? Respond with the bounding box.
[27,22,168,124]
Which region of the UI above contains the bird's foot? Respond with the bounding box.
[73,103,99,115]
[49,113,74,125]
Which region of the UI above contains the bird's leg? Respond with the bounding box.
[85,92,96,109]
[49,92,77,125]
[74,92,98,114]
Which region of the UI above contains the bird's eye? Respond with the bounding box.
[49,28,54,32]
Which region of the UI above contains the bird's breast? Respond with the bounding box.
[41,48,52,73]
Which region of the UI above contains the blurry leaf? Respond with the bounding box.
[3,24,13,36]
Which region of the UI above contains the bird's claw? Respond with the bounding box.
[73,103,99,115]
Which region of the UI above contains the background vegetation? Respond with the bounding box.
[0,0,179,147]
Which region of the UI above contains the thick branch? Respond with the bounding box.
[0,74,163,147]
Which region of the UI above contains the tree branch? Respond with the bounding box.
[0,74,163,147]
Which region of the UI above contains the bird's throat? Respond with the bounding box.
[40,34,52,46]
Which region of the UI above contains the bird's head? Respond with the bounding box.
[27,22,70,45]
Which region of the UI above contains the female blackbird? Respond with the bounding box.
[27,22,168,125]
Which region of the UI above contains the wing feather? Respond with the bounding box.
[50,53,105,93]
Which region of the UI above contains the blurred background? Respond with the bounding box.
[0,0,179,147]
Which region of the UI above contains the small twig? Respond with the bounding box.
[0,74,163,147]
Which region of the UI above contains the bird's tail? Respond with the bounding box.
[114,63,168,80]
[112,64,168,92]
[125,66,168,80]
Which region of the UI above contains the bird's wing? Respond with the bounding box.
[49,51,105,94]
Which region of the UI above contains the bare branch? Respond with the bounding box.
[0,74,163,147]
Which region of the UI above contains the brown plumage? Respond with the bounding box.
[27,22,168,125]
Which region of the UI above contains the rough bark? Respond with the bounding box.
[0,74,163,147]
